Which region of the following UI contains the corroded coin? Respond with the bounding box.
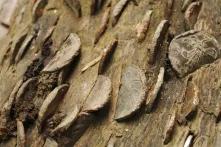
[114,65,146,121]
[169,30,221,77]
[43,33,81,72]
[38,84,69,128]
[82,75,112,112]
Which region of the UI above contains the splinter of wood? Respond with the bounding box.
[82,39,118,73]
[148,20,169,64]
[136,10,153,42]
[146,67,165,113]
[81,55,102,72]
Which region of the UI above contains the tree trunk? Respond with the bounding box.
[0,0,221,147]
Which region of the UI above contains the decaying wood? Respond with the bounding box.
[43,33,81,72]
[51,106,79,135]
[136,10,153,42]
[16,119,25,147]
[38,84,69,130]
[146,67,165,113]
[82,75,112,112]
[115,65,146,121]
[148,20,169,64]
[64,0,81,17]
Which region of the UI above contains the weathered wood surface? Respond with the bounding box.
[0,0,221,147]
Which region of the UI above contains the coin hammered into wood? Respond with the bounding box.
[15,31,36,63]
[43,33,81,72]
[1,79,23,118]
[51,106,79,135]
[34,12,59,49]
[169,30,221,77]
[82,75,112,112]
[15,78,37,103]
[112,0,132,26]
[38,84,69,129]
[136,10,153,42]
[148,20,169,64]
[16,119,25,147]
[182,0,194,12]
[94,6,111,45]
[163,111,176,144]
[178,79,199,124]
[32,0,48,22]
[10,30,29,64]
[184,2,202,29]
[146,67,165,113]
[114,65,146,121]
[64,0,81,17]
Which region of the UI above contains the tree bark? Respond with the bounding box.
[0,0,221,147]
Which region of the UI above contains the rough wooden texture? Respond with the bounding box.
[0,0,220,146]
